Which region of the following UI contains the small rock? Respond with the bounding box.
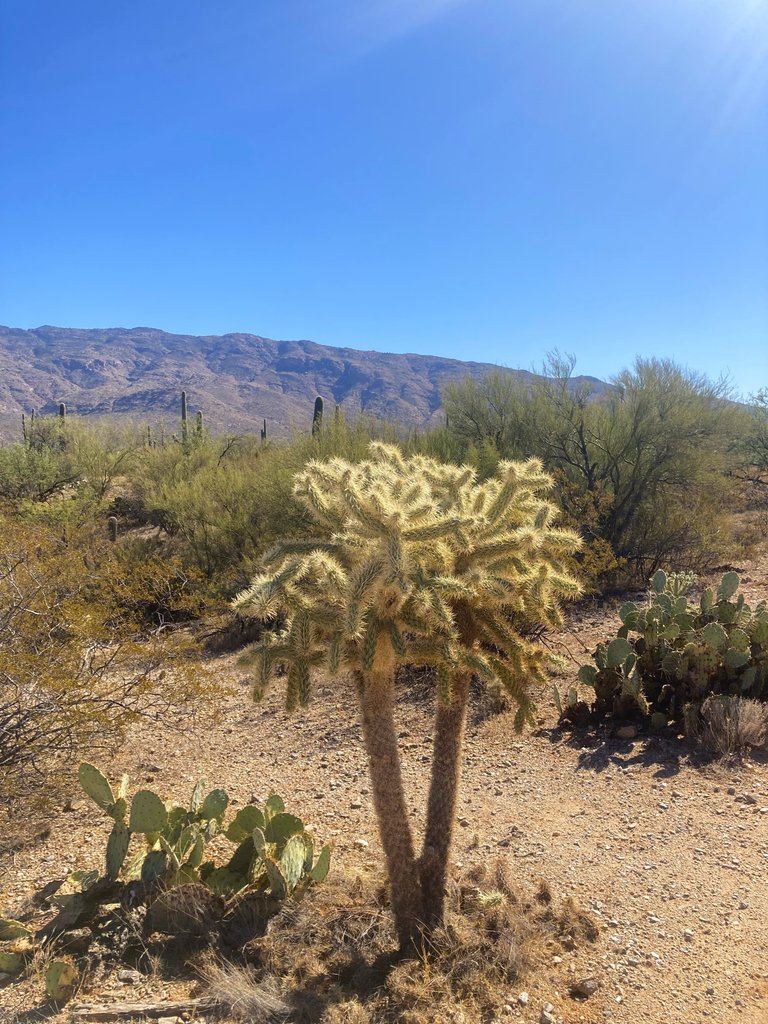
[616,725,637,739]
[58,928,93,955]
[353,838,369,849]
[117,969,143,985]
[683,929,694,941]
[518,992,529,1006]
[727,787,736,796]
[540,1004,555,1024]
[571,977,599,999]
[350,800,363,809]
[63,797,85,812]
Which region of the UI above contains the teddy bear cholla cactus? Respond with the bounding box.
[234,443,580,949]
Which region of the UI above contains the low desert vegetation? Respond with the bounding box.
[0,360,766,1017]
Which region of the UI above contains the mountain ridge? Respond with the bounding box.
[0,324,609,441]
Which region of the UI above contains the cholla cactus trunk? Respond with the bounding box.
[419,671,470,930]
[358,641,424,949]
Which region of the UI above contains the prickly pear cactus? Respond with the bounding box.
[78,763,115,811]
[575,570,768,729]
[106,825,130,879]
[45,959,79,1002]
[129,790,168,833]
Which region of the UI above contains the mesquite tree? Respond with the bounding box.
[234,443,580,949]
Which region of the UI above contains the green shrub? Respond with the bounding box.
[441,355,743,586]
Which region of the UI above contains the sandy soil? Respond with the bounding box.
[2,554,768,1024]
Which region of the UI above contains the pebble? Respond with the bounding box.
[541,1004,556,1024]
[117,969,143,985]
[616,725,637,739]
[353,838,369,849]
[518,992,529,1006]
[571,977,600,998]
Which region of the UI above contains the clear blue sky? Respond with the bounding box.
[2,0,766,394]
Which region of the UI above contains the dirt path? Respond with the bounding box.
[2,555,768,1024]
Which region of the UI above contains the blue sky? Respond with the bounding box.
[2,0,766,394]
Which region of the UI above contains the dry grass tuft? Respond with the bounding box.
[200,959,291,1021]
[689,695,768,757]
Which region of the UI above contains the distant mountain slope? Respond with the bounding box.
[0,325,608,441]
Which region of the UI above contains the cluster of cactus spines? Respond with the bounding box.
[181,390,188,437]
[235,443,580,722]
[76,763,330,900]
[576,569,768,725]
[312,396,324,437]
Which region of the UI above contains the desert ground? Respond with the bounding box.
[2,554,767,1024]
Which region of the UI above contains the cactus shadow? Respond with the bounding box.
[547,725,689,776]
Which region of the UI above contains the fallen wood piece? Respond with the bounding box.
[68,997,217,1021]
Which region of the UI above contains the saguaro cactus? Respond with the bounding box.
[260,419,267,443]
[58,402,66,423]
[107,516,118,543]
[181,391,188,443]
[235,444,580,948]
[312,396,324,437]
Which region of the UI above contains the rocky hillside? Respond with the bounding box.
[0,325,607,440]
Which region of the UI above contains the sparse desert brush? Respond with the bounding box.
[202,863,598,1024]
[235,443,580,949]
[686,695,768,757]
[0,516,218,803]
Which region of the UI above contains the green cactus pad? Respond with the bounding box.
[190,780,205,813]
[225,805,265,843]
[140,850,168,883]
[577,664,597,686]
[701,622,728,650]
[108,797,128,824]
[0,918,33,940]
[265,859,288,900]
[725,648,749,669]
[309,844,331,884]
[205,867,248,897]
[228,837,255,876]
[252,827,267,856]
[78,763,114,810]
[0,950,23,974]
[130,790,168,833]
[264,812,304,849]
[280,834,307,892]
[106,824,130,879]
[606,637,632,668]
[716,571,740,602]
[650,570,667,594]
[264,793,285,818]
[201,789,229,821]
[158,837,181,871]
[45,960,79,1002]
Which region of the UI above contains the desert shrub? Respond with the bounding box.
[235,444,580,948]
[129,413,395,590]
[442,355,742,586]
[0,517,214,801]
[0,418,140,519]
[572,569,768,729]
[685,695,768,756]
